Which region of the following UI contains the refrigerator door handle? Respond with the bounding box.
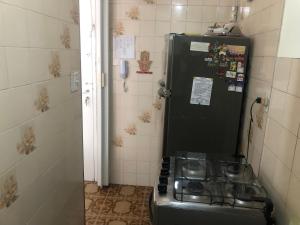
[158,87,171,99]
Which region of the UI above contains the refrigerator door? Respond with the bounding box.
[163,34,250,156]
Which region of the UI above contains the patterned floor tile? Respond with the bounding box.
[85,183,153,225]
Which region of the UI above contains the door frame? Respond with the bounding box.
[79,0,110,186]
[95,0,110,186]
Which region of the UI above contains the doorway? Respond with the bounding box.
[79,0,110,186]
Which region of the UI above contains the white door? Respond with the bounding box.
[80,0,110,185]
[80,0,96,181]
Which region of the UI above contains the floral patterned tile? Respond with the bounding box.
[85,183,152,225]
[101,198,144,218]
[95,217,141,225]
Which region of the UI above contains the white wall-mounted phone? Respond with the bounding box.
[120,59,128,92]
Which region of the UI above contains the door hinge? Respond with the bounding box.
[101,72,105,88]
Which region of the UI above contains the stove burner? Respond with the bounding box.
[187,181,204,194]
[227,163,241,175]
[181,160,207,179]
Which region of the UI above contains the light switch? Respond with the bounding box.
[70,71,81,93]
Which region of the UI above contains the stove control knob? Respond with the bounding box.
[162,161,170,170]
[158,184,167,194]
[159,175,168,185]
[163,157,170,163]
[160,168,170,176]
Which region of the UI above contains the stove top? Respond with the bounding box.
[173,152,268,209]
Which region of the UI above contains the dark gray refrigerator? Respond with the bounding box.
[162,34,250,156]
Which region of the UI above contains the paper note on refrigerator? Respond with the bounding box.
[113,35,135,65]
[190,77,213,106]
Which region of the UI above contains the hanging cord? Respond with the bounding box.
[246,97,262,164]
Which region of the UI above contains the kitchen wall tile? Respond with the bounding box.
[252,30,280,57]
[123,173,137,185]
[273,57,292,92]
[0,48,9,91]
[0,4,28,47]
[140,5,156,20]
[140,21,156,36]
[136,174,150,186]
[264,118,297,170]
[186,6,202,22]
[202,6,217,22]
[216,6,233,23]
[286,174,300,223]
[287,59,300,98]
[269,89,300,135]
[155,21,171,36]
[260,146,291,202]
[5,47,30,87]
[292,139,300,179]
[172,5,187,21]
[172,0,187,5]
[171,21,186,33]
[156,5,172,21]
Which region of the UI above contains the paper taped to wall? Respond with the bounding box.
[113,35,135,65]
[190,77,213,106]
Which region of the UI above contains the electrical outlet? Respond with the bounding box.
[262,94,270,112]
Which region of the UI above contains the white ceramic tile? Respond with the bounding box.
[140,21,156,36]
[140,5,156,20]
[273,57,292,92]
[172,5,187,21]
[292,139,300,179]
[269,89,300,135]
[287,59,300,98]
[123,172,137,185]
[186,6,202,21]
[137,174,150,186]
[5,47,30,87]
[1,4,28,47]
[264,118,297,170]
[286,174,300,220]
[0,47,9,90]
[156,5,172,21]
[155,21,171,36]
[172,0,187,5]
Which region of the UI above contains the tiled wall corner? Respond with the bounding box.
[239,0,300,224]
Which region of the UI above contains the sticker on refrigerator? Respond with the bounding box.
[228,84,236,92]
[237,62,244,73]
[190,42,210,52]
[190,77,213,106]
[226,71,237,78]
[230,62,237,71]
[236,83,244,93]
[237,74,244,82]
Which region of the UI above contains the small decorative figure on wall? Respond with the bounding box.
[124,124,137,135]
[112,136,124,147]
[137,51,153,74]
[0,171,18,209]
[126,6,140,20]
[49,52,61,78]
[153,99,162,110]
[60,26,71,49]
[139,111,152,123]
[70,3,80,25]
[17,127,36,155]
[35,88,49,112]
[114,21,125,36]
[144,0,155,4]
